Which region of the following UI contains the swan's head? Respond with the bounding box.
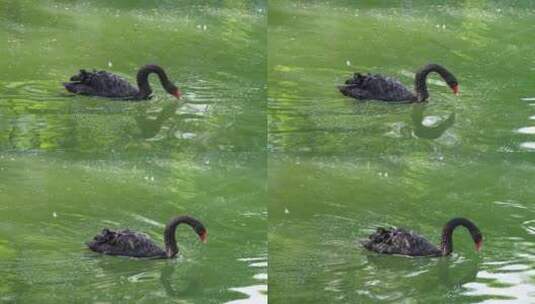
[450,83,459,95]
[474,233,483,252]
[168,86,182,99]
[461,219,482,252]
[445,73,459,95]
[194,225,207,243]
[162,80,181,99]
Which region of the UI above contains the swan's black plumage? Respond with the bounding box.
[362,218,482,257]
[87,215,206,258]
[64,64,181,100]
[338,63,459,102]
[340,73,416,102]
[87,228,167,258]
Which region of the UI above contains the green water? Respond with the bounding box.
[3,0,535,303]
[269,1,535,303]
[268,1,535,155]
[0,1,266,303]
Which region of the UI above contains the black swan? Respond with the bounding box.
[64,64,181,100]
[87,215,206,258]
[338,63,458,102]
[362,218,482,256]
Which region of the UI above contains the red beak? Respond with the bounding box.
[451,84,459,95]
[199,231,207,243]
[172,89,182,99]
[475,240,482,252]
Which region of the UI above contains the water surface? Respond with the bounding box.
[0,1,266,303]
[270,154,535,303]
[268,1,535,303]
[268,0,535,155]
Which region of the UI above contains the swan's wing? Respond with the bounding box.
[88,229,165,257]
[111,230,164,256]
[390,230,441,256]
[359,75,415,101]
[82,71,139,98]
[363,227,441,256]
[90,72,139,97]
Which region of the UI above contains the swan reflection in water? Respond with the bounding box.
[363,253,481,290]
[411,104,455,139]
[133,101,180,140]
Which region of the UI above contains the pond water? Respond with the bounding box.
[269,0,535,155]
[4,0,535,303]
[0,1,266,303]
[269,1,535,303]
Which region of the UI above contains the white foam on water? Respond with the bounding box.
[238,257,267,262]
[226,285,267,304]
[422,116,441,127]
[516,127,535,134]
[520,142,535,150]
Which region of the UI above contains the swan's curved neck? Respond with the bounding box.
[414,64,456,102]
[163,216,201,258]
[440,218,480,256]
[135,64,172,99]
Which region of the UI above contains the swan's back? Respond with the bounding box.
[339,73,416,102]
[64,70,139,98]
[362,227,442,256]
[87,229,166,258]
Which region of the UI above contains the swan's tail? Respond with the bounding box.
[338,73,367,96]
[337,84,355,96]
[63,82,96,95]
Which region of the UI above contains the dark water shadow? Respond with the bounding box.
[132,101,179,140]
[364,253,480,289]
[88,256,204,299]
[159,262,205,298]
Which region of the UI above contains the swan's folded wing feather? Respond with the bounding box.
[85,72,139,97]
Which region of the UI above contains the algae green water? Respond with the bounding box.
[0,1,266,303]
[4,0,535,303]
[269,1,535,303]
[268,1,535,155]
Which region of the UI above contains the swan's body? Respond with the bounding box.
[64,64,181,100]
[338,64,459,102]
[362,218,482,257]
[88,229,168,258]
[87,216,206,258]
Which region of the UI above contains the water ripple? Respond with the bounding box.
[226,256,267,304]
[519,142,535,150]
[515,127,535,134]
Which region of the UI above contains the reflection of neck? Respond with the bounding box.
[411,104,455,139]
[135,102,179,138]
